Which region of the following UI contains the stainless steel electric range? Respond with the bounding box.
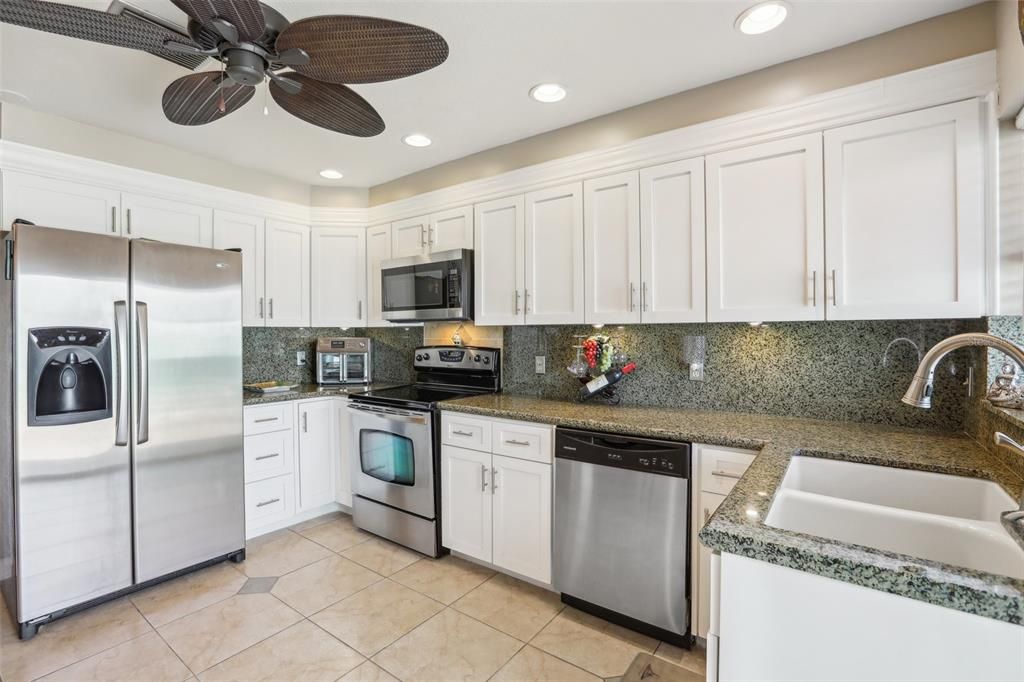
[348,345,501,556]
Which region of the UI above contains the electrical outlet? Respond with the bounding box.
[535,355,546,374]
[296,351,307,366]
[689,363,704,381]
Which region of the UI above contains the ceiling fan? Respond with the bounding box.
[0,0,450,136]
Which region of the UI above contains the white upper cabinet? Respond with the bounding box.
[524,182,585,324]
[706,133,825,322]
[2,173,120,236]
[640,158,707,323]
[474,195,526,326]
[365,223,393,327]
[824,100,984,320]
[391,215,429,258]
[311,227,366,327]
[429,206,474,252]
[264,220,310,327]
[122,193,213,247]
[584,171,641,325]
[213,210,266,327]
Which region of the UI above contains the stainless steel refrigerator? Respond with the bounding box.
[0,224,245,639]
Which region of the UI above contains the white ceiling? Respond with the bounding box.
[0,0,984,188]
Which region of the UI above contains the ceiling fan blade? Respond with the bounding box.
[169,0,265,42]
[275,15,448,85]
[270,74,384,137]
[266,70,301,95]
[1,0,203,61]
[162,71,254,126]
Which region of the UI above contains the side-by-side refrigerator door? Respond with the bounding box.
[13,226,132,623]
[130,239,244,583]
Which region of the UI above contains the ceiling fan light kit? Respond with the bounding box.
[1,0,450,137]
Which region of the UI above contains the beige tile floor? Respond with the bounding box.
[0,512,706,682]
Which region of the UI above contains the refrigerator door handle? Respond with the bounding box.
[136,301,150,444]
[114,301,130,446]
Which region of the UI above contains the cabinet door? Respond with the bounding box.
[429,205,473,252]
[706,134,824,322]
[311,227,366,327]
[525,182,584,324]
[441,445,493,562]
[296,400,335,511]
[213,210,265,327]
[365,223,392,327]
[824,100,984,320]
[2,172,120,235]
[391,215,428,258]
[334,399,352,507]
[264,220,310,327]
[697,491,727,639]
[122,193,213,246]
[584,171,641,324]
[491,454,551,584]
[474,195,526,326]
[640,158,706,323]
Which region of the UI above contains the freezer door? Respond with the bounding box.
[130,239,244,582]
[12,225,132,622]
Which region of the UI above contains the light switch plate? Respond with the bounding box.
[535,356,546,374]
[296,351,307,366]
[689,363,704,381]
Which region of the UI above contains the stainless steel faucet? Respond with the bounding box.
[993,432,1024,523]
[901,333,1024,408]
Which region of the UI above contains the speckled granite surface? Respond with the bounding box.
[243,382,402,406]
[441,393,1024,625]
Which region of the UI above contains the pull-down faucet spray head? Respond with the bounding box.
[902,333,1024,409]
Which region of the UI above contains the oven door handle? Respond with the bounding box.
[348,402,430,425]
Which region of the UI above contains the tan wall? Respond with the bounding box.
[997,0,1024,119]
[0,103,313,205]
[370,2,998,205]
[309,185,370,209]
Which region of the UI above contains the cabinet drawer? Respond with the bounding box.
[244,431,294,483]
[244,403,294,436]
[245,474,295,534]
[700,446,756,495]
[491,420,553,464]
[442,414,492,452]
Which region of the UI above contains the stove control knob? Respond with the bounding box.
[421,352,430,361]
[483,357,491,365]
[415,354,423,361]
[474,355,481,362]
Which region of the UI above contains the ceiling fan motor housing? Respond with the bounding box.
[224,46,267,85]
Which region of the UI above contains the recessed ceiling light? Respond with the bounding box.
[403,133,432,147]
[735,1,789,35]
[318,169,344,180]
[0,89,30,106]
[529,83,567,103]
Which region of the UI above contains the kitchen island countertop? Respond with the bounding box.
[440,393,1024,625]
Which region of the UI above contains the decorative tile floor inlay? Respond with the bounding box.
[0,512,706,681]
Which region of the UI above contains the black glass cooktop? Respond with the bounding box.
[352,384,488,409]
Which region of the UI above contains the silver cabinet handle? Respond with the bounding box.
[491,466,498,493]
[830,269,838,306]
[256,497,280,508]
[302,411,308,432]
[255,453,280,461]
[357,300,363,320]
[135,301,150,444]
[481,464,488,491]
[642,282,648,312]
[428,225,435,246]
[711,469,742,480]
[452,429,474,437]
[253,416,279,423]
[113,301,129,446]
[126,208,132,235]
[420,227,426,248]
[268,298,274,319]
[515,290,521,315]
[259,297,265,319]
[505,438,530,446]
[524,289,530,314]
[111,206,117,233]
[811,270,817,307]
[630,282,636,312]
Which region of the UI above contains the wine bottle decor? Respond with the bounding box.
[568,334,636,404]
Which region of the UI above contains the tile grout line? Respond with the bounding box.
[24,618,156,682]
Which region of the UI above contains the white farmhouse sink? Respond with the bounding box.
[766,457,1024,579]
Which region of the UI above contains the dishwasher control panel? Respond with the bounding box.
[555,428,689,477]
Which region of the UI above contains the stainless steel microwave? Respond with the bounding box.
[380,249,473,322]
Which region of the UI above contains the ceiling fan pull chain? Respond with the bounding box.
[263,81,269,117]
[218,62,227,113]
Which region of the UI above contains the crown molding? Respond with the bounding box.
[363,51,998,224]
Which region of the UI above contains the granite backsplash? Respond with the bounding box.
[242,326,423,385]
[502,319,986,431]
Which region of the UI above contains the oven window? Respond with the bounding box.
[359,429,415,485]
[344,354,367,381]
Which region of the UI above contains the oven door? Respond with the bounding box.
[342,353,369,383]
[318,352,342,384]
[348,402,436,518]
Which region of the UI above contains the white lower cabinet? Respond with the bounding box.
[296,399,335,512]
[441,414,553,585]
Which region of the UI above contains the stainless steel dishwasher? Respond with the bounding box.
[553,427,692,647]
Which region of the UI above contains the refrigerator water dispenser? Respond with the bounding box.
[27,327,112,426]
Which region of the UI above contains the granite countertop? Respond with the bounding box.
[440,393,1024,625]
[243,382,402,406]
